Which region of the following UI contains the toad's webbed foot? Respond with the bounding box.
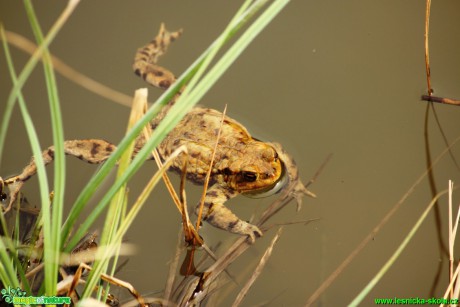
[132,23,183,127]
[133,23,182,90]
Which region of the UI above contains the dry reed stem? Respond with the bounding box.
[441,261,460,306]
[232,227,283,307]
[138,93,203,245]
[151,147,184,215]
[449,180,454,298]
[196,104,227,233]
[63,263,146,306]
[421,1,460,105]
[164,229,187,304]
[424,0,432,96]
[2,30,133,107]
[444,180,460,303]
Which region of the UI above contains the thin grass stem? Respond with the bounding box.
[349,187,455,306]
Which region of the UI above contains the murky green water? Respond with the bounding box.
[1,1,459,305]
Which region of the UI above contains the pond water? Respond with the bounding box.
[1,1,459,305]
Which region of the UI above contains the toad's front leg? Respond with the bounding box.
[196,184,262,243]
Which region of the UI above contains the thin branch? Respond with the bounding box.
[195,105,227,233]
[2,30,133,107]
[421,95,460,106]
[232,227,283,307]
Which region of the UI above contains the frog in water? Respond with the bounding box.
[1,24,314,242]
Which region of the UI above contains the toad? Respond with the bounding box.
[1,24,314,242]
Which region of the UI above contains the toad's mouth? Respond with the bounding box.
[242,162,288,199]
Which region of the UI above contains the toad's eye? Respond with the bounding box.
[242,171,258,182]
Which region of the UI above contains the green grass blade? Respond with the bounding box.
[0,22,50,295]
[81,90,142,299]
[84,143,187,299]
[183,0,289,111]
[349,188,453,306]
[0,206,21,290]
[23,0,79,295]
[0,238,19,289]
[1,0,78,294]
